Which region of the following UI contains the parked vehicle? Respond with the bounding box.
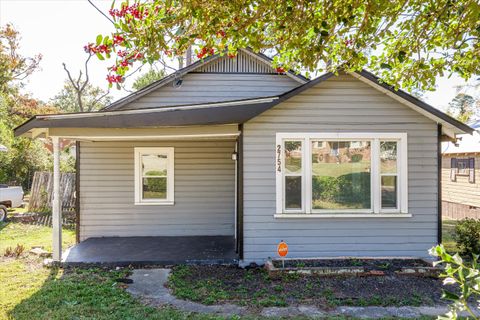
[0,184,24,222]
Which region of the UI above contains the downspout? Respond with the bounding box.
[75,141,81,244]
[236,124,244,259]
[437,124,442,245]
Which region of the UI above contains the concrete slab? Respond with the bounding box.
[64,236,237,266]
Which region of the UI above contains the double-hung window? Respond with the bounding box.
[275,133,408,217]
[134,147,174,205]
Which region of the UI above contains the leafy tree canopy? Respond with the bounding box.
[51,80,112,113]
[0,24,69,189]
[447,93,478,123]
[0,24,41,93]
[88,0,480,91]
[132,68,166,90]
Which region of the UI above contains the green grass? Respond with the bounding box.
[0,221,75,253]
[0,221,440,320]
[8,206,28,215]
[442,219,459,254]
[0,222,231,320]
[0,261,232,320]
[0,261,419,320]
[312,161,370,177]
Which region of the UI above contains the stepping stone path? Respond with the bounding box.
[126,268,480,319]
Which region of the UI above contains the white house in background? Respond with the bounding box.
[14,49,472,265]
[442,121,480,219]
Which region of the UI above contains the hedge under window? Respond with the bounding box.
[276,133,408,215]
[134,147,174,205]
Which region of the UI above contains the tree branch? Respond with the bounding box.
[87,0,115,24]
[89,89,111,112]
[62,63,79,91]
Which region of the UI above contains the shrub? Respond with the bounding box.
[453,218,480,256]
[430,245,480,319]
[312,172,371,208]
[350,154,363,163]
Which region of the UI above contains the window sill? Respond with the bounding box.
[135,201,175,206]
[274,213,412,219]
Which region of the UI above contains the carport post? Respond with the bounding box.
[52,136,62,262]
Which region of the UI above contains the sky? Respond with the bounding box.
[0,0,477,112]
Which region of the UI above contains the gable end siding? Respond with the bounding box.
[196,50,277,74]
[119,73,300,110]
[242,74,438,263]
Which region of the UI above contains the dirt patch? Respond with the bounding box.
[167,265,445,309]
[272,258,430,270]
[269,258,436,277]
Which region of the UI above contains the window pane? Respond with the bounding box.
[285,176,302,210]
[380,141,397,174]
[284,141,302,174]
[457,159,469,175]
[311,141,371,210]
[142,154,168,176]
[381,176,397,208]
[143,177,167,199]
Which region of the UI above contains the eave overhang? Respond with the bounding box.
[14,97,278,138]
[15,70,472,140]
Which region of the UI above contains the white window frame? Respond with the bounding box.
[281,139,306,213]
[275,133,409,218]
[134,147,175,205]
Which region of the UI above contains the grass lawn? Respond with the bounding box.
[0,221,440,320]
[0,221,232,320]
[442,219,458,254]
[312,161,370,177]
[0,221,75,253]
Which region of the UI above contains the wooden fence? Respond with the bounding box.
[28,171,76,213]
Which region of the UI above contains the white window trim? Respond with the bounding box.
[282,139,306,213]
[275,132,408,217]
[134,147,175,206]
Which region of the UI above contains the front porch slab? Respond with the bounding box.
[64,236,237,266]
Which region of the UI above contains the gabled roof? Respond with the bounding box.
[102,48,308,111]
[14,69,473,138]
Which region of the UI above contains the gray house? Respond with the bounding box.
[15,49,472,265]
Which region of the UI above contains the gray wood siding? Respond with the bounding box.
[79,140,236,240]
[119,73,300,110]
[242,74,438,263]
[196,50,277,73]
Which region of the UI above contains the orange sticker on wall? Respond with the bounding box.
[277,241,288,257]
